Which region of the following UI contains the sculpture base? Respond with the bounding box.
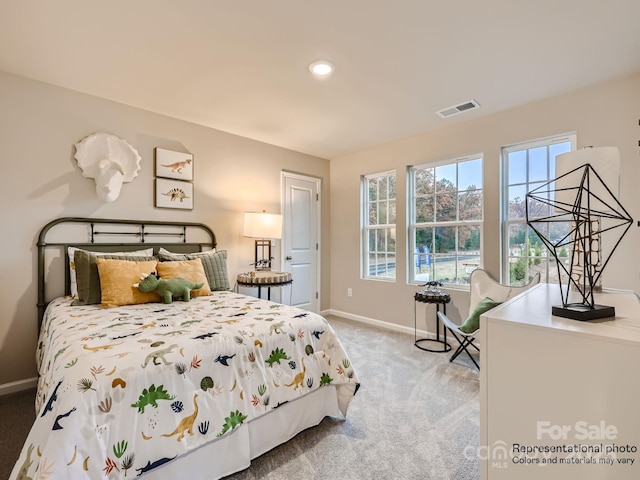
[552,303,615,321]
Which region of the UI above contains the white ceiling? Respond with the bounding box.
[2,1,640,159]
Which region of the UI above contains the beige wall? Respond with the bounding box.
[2,69,639,387]
[329,73,640,330]
[0,70,330,386]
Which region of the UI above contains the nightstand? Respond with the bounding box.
[414,289,451,352]
[236,271,293,303]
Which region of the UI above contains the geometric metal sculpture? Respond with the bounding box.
[526,148,633,320]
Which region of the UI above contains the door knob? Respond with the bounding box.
[285,256,292,260]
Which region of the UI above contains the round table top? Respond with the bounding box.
[414,289,450,304]
[237,271,292,286]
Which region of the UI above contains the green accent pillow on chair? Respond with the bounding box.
[459,297,502,333]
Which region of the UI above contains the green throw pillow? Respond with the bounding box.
[72,250,156,306]
[158,250,230,291]
[458,297,502,334]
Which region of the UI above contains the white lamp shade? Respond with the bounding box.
[243,212,282,239]
[554,146,620,210]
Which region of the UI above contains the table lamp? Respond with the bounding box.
[526,146,633,320]
[243,211,282,271]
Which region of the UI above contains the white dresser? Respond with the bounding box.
[480,283,640,480]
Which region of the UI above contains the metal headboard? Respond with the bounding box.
[37,217,217,327]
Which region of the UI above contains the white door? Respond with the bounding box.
[281,172,320,312]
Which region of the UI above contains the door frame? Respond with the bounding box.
[281,171,322,312]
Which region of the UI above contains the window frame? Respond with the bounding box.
[361,170,397,281]
[501,133,577,285]
[408,154,484,286]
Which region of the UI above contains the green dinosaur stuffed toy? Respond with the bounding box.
[135,273,203,304]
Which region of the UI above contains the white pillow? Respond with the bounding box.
[67,246,154,298]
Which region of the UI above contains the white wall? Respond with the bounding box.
[329,73,640,331]
[0,70,330,386]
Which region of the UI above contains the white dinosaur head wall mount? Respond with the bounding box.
[74,132,141,203]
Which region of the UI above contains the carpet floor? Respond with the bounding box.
[0,387,37,479]
[1,316,480,480]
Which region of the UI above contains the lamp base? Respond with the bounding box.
[253,239,273,271]
[552,303,615,321]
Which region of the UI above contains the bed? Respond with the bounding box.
[10,217,360,480]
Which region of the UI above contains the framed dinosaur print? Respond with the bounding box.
[155,177,194,210]
[155,147,194,181]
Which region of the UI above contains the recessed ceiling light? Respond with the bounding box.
[309,60,335,77]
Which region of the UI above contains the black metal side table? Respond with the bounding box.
[414,289,451,352]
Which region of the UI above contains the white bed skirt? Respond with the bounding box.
[145,386,342,479]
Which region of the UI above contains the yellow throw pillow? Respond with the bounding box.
[96,258,160,308]
[157,258,212,297]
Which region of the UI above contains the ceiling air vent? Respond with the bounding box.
[437,99,480,118]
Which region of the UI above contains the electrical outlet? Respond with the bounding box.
[347,288,352,297]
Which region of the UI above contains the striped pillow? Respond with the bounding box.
[158,250,230,291]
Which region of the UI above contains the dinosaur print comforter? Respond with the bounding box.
[11,292,359,479]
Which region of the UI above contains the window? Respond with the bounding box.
[502,133,576,285]
[362,171,396,280]
[409,156,483,285]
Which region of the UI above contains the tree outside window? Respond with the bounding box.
[410,157,483,285]
[502,134,575,285]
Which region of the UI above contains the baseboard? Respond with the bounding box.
[324,309,434,339]
[0,377,37,396]
[324,308,482,349]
